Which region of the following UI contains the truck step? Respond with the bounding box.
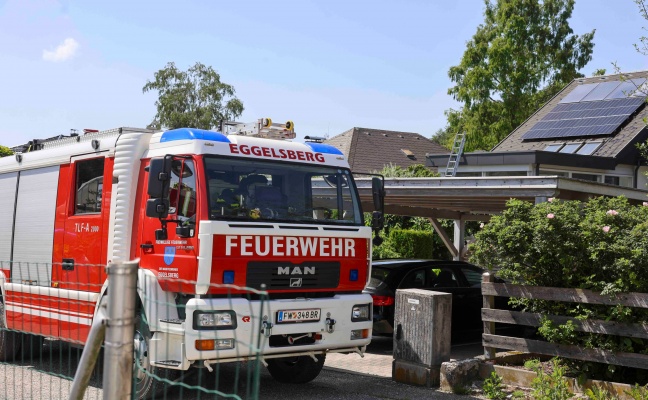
[153,360,182,368]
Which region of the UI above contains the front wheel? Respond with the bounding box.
[133,313,177,399]
[0,302,21,361]
[266,354,326,384]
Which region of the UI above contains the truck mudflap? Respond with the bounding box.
[148,294,373,369]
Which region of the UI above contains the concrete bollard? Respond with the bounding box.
[392,288,452,387]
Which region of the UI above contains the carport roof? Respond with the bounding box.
[354,176,648,220]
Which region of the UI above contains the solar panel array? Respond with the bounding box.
[522,79,647,140]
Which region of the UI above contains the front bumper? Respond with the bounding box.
[149,293,373,369]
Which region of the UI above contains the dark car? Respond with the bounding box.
[364,259,504,338]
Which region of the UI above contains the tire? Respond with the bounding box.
[133,313,177,400]
[266,354,326,384]
[18,333,44,360]
[0,301,21,361]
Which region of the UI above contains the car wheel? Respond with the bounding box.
[266,354,326,384]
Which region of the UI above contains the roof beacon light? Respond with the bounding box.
[222,118,296,140]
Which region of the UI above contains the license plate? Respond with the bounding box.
[277,308,321,323]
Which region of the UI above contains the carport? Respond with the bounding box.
[355,176,648,260]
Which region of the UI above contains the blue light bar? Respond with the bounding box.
[161,128,230,143]
[304,142,343,155]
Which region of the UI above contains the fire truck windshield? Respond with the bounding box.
[205,157,363,225]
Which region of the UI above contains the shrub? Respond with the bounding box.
[530,359,572,400]
[470,196,648,382]
[483,371,507,400]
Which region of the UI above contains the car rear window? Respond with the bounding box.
[461,267,484,288]
[368,267,391,289]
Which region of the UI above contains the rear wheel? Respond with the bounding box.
[266,354,326,384]
[0,301,21,361]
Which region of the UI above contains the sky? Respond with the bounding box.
[1,0,648,147]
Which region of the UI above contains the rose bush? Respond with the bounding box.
[470,196,648,382]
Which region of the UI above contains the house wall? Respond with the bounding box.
[443,163,638,189]
[638,166,648,190]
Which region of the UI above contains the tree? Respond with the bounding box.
[143,62,244,130]
[439,0,595,151]
[0,145,13,157]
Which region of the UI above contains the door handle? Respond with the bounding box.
[62,258,75,271]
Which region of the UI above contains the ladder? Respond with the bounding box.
[445,132,466,177]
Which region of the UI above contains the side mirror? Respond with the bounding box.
[147,158,171,198]
[146,198,170,219]
[371,177,385,211]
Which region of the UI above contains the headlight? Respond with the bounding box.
[193,311,237,330]
[351,304,371,322]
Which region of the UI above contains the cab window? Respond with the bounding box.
[168,159,196,222]
[75,158,104,214]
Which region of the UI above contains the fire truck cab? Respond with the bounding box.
[0,120,385,398]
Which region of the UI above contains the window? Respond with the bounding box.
[571,173,601,182]
[75,158,104,214]
[576,142,602,155]
[205,157,362,225]
[168,159,197,222]
[543,144,564,152]
[559,143,583,154]
[538,170,569,177]
[604,176,633,187]
[461,267,484,288]
[455,172,482,177]
[484,171,528,177]
[399,269,427,289]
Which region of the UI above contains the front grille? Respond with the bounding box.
[246,261,340,290]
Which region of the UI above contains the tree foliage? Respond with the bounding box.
[143,62,244,130]
[0,145,13,157]
[436,0,595,151]
[375,163,440,178]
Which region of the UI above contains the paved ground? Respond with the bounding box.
[0,335,486,399]
[325,335,484,378]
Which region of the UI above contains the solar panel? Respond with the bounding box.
[522,90,646,140]
[580,81,622,102]
[605,78,646,99]
[559,83,598,103]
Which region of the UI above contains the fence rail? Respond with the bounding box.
[481,272,648,370]
[0,259,265,400]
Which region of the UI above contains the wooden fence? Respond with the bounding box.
[481,272,648,369]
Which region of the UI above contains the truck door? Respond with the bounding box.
[139,158,199,288]
[56,156,111,342]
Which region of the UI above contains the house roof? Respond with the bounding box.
[325,127,448,173]
[492,70,648,164]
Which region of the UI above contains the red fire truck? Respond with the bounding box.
[0,119,384,398]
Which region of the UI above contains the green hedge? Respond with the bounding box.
[373,228,450,260]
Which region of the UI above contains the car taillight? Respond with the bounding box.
[371,295,394,306]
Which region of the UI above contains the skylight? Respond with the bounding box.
[543,144,563,152]
[559,143,583,154]
[576,142,602,155]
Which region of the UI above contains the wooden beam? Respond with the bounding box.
[482,309,648,339]
[429,218,457,258]
[482,282,648,309]
[482,334,648,370]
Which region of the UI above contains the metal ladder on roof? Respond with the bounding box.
[445,131,466,177]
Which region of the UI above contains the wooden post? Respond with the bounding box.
[482,272,496,359]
